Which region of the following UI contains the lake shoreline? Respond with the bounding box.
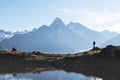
[0,45,120,80]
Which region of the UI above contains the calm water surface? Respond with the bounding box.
[0,70,102,80]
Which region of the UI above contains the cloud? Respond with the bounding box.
[71,9,120,24]
[78,10,120,32]
[55,8,71,13]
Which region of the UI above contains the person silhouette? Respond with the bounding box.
[93,41,96,48]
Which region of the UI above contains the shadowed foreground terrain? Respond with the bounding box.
[0,45,120,80]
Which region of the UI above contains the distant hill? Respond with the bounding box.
[100,30,119,40]
[0,18,119,53]
[101,34,120,47]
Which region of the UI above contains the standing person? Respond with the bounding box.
[93,41,96,48]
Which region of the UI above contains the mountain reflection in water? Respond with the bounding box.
[0,70,102,80]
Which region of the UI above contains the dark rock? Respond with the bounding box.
[90,47,101,51]
[101,45,120,58]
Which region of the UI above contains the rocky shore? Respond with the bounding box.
[0,45,120,80]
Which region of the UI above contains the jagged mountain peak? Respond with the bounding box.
[54,17,62,22]
[50,17,65,27]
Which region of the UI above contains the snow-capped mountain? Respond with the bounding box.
[0,30,29,42]
[0,18,119,53]
[14,30,28,34]
[0,30,14,41]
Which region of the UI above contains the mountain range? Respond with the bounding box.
[0,30,28,42]
[0,18,119,53]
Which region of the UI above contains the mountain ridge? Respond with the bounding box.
[0,18,119,53]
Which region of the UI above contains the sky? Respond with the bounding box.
[0,0,120,32]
